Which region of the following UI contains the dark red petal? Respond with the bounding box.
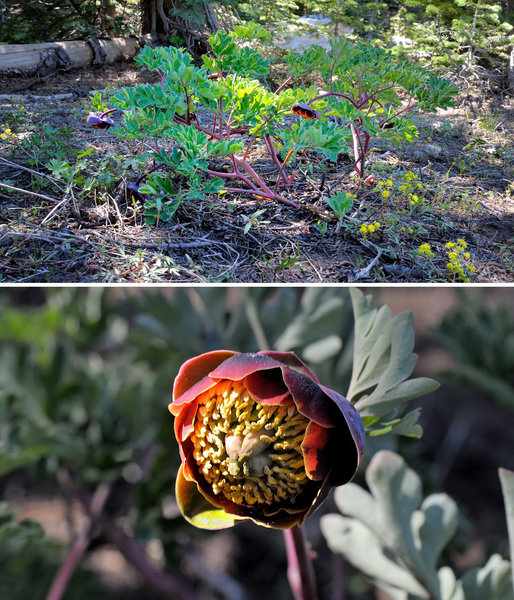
[302,421,331,481]
[305,417,361,487]
[281,367,337,427]
[258,351,321,382]
[320,384,365,464]
[291,102,319,120]
[209,352,285,380]
[303,474,333,521]
[173,350,237,400]
[244,369,290,405]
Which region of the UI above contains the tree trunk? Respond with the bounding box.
[99,0,117,38]
[139,0,219,52]
[507,46,514,91]
[140,0,172,38]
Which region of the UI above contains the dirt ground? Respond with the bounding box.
[1,59,513,283]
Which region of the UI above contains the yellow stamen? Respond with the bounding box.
[191,380,309,508]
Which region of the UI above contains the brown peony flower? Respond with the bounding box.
[170,350,365,529]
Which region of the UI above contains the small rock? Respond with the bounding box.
[423,143,443,159]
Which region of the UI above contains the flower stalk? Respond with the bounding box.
[284,526,318,600]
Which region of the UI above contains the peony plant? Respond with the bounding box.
[86,25,458,224]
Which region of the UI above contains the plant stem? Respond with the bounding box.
[44,482,111,600]
[44,531,93,600]
[103,523,198,600]
[283,526,318,600]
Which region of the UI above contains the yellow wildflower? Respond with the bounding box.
[418,243,434,259]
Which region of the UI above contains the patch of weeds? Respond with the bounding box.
[20,124,77,166]
[47,148,128,199]
[498,241,514,275]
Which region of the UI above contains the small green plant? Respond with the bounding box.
[47,150,123,198]
[325,191,354,231]
[242,208,270,233]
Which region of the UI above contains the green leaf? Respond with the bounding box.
[232,23,271,41]
[326,191,353,220]
[274,291,348,351]
[460,554,513,600]
[325,451,464,600]
[414,494,459,570]
[438,567,464,600]
[347,289,439,428]
[366,408,423,438]
[302,335,343,364]
[321,513,430,598]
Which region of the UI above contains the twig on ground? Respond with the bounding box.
[0,156,63,189]
[350,246,383,281]
[0,181,60,203]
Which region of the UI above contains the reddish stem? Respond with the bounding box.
[44,532,92,600]
[309,91,357,107]
[44,483,111,600]
[264,134,289,189]
[274,76,292,94]
[99,108,117,118]
[283,527,318,600]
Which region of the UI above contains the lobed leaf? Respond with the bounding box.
[347,289,439,431]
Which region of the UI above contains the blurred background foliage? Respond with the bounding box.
[433,289,514,411]
[0,287,512,600]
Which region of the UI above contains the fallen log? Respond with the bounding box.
[0,37,140,76]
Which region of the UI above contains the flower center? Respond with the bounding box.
[191,379,309,507]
